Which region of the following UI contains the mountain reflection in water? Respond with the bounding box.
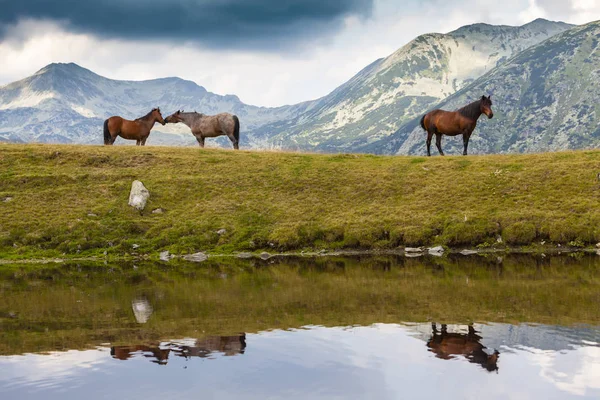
[1,254,599,398]
[0,323,599,400]
[110,334,247,365]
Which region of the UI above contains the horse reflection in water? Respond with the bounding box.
[427,324,499,372]
[111,345,171,365]
[173,335,247,359]
[110,334,246,365]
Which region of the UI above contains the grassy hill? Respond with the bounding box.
[1,144,600,259]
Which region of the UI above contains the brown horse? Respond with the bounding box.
[420,96,494,156]
[165,110,240,149]
[103,108,166,146]
[427,323,500,372]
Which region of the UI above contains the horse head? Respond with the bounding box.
[151,107,166,125]
[165,110,184,124]
[480,95,494,119]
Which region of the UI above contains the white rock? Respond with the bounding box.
[237,252,253,259]
[183,252,208,262]
[159,251,172,261]
[428,246,445,256]
[405,247,423,253]
[152,208,164,214]
[460,249,479,255]
[128,180,150,211]
[217,229,227,235]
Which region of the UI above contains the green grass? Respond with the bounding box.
[2,144,600,259]
[1,254,599,355]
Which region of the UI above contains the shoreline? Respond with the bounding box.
[1,245,598,265]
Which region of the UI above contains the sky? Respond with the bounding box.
[0,0,599,107]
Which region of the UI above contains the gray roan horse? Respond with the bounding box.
[165,111,240,149]
[103,108,166,146]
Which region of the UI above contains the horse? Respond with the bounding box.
[164,110,240,149]
[427,323,500,372]
[103,108,166,146]
[420,95,494,156]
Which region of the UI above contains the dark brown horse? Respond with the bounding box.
[103,108,166,146]
[420,96,494,156]
[164,110,240,149]
[427,323,499,372]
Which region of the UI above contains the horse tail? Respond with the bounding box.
[233,115,240,143]
[103,119,111,145]
[420,115,426,131]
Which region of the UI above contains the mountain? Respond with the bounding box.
[0,63,301,145]
[0,19,575,149]
[255,18,572,152]
[372,20,600,155]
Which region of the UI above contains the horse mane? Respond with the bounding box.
[181,111,205,118]
[456,99,482,120]
[136,108,158,121]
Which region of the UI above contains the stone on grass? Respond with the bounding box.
[217,229,227,235]
[128,180,150,211]
[152,208,164,214]
[428,246,445,256]
[260,252,271,260]
[160,251,172,261]
[405,247,423,253]
[237,252,253,259]
[183,252,208,262]
[460,249,479,256]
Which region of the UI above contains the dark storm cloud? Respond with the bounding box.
[0,0,374,49]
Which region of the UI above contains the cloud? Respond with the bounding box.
[520,0,600,24]
[0,0,374,50]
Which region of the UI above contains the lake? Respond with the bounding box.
[1,253,599,399]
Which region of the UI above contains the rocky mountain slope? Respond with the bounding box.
[0,19,578,151]
[0,63,302,145]
[372,20,600,155]
[257,18,572,152]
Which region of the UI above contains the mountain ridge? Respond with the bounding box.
[0,18,580,150]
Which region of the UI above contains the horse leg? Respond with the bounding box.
[426,130,433,156]
[195,135,205,148]
[136,140,141,146]
[462,132,471,156]
[227,133,239,150]
[468,325,476,336]
[141,137,148,146]
[435,133,444,156]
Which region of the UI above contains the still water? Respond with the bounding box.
[1,254,599,399]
